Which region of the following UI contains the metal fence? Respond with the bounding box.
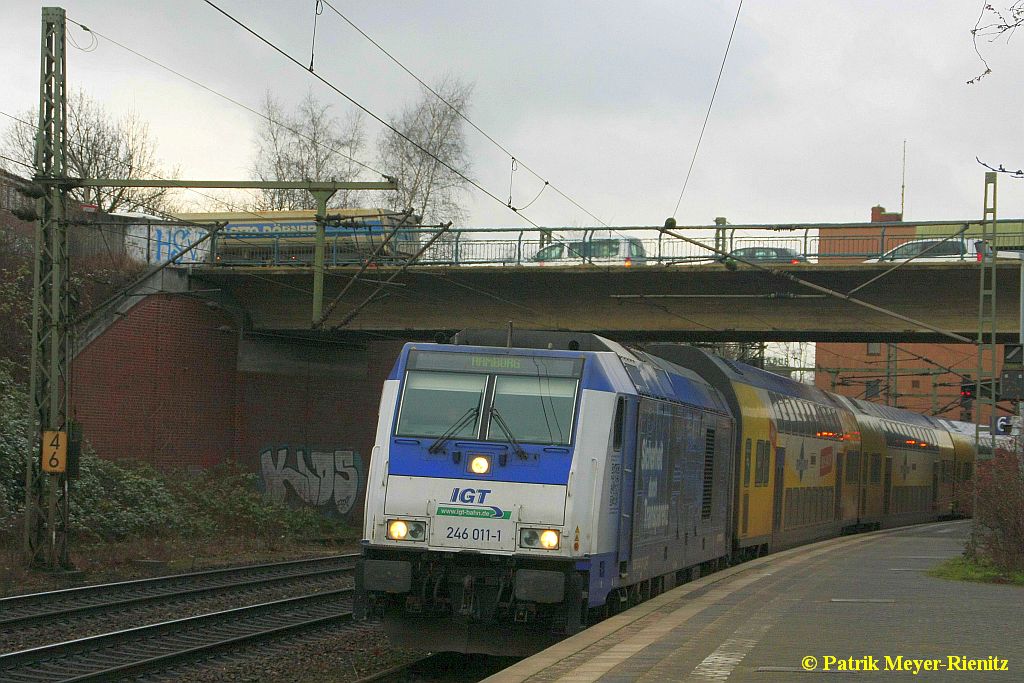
[199,222,1024,267]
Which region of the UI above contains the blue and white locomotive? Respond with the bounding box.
[356,330,736,655]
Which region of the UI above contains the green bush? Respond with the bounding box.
[70,450,182,542]
[0,365,28,517]
[69,457,346,545]
[167,462,345,544]
[1,365,346,547]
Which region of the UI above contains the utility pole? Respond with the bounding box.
[24,6,71,569]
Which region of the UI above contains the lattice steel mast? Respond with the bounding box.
[976,173,998,452]
[23,6,71,569]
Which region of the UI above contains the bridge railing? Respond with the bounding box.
[205,223,1024,267]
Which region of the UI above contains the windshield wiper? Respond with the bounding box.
[489,407,528,460]
[428,407,479,454]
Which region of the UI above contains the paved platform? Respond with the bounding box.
[484,521,1022,682]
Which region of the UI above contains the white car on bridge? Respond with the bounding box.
[528,237,647,267]
[863,237,1022,263]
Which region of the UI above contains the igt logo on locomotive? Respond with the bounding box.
[436,487,512,519]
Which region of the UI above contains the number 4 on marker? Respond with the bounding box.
[42,430,67,473]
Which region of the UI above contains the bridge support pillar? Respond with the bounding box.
[311,189,337,327]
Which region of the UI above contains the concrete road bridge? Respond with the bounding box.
[186,260,1024,344]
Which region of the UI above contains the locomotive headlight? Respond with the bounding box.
[387,520,408,540]
[469,455,491,475]
[519,528,560,550]
[387,519,426,541]
[539,530,560,549]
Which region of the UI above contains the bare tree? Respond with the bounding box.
[0,90,178,214]
[376,76,474,226]
[968,1,1024,84]
[250,91,368,211]
[969,3,1024,179]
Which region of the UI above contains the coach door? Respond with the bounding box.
[772,447,786,534]
[617,397,638,569]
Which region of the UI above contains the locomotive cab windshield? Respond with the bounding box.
[395,350,581,446]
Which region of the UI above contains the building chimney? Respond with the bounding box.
[871,205,902,223]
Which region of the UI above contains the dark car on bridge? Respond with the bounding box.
[719,247,808,265]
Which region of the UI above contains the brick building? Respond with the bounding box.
[815,206,1017,426]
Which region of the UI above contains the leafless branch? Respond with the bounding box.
[968,2,1024,83]
[976,156,1024,178]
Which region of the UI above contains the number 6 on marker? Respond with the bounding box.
[42,430,67,473]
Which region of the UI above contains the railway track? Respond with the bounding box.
[0,589,355,682]
[0,553,357,629]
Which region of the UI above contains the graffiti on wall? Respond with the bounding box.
[259,446,362,516]
[125,224,210,264]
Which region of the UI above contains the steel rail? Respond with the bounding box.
[0,589,353,682]
[0,565,353,629]
[0,553,357,626]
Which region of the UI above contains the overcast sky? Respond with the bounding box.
[2,1,1022,228]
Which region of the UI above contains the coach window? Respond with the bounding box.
[811,404,824,428]
[780,399,794,433]
[845,451,860,484]
[755,440,770,486]
[867,342,881,356]
[803,402,817,435]
[798,401,812,435]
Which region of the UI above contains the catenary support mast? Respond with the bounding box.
[24,6,71,568]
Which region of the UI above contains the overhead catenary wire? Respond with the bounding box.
[63,18,387,180]
[671,0,744,219]
[198,0,619,272]
[320,0,608,227]
[44,17,630,269]
[201,0,544,231]
[0,152,35,172]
